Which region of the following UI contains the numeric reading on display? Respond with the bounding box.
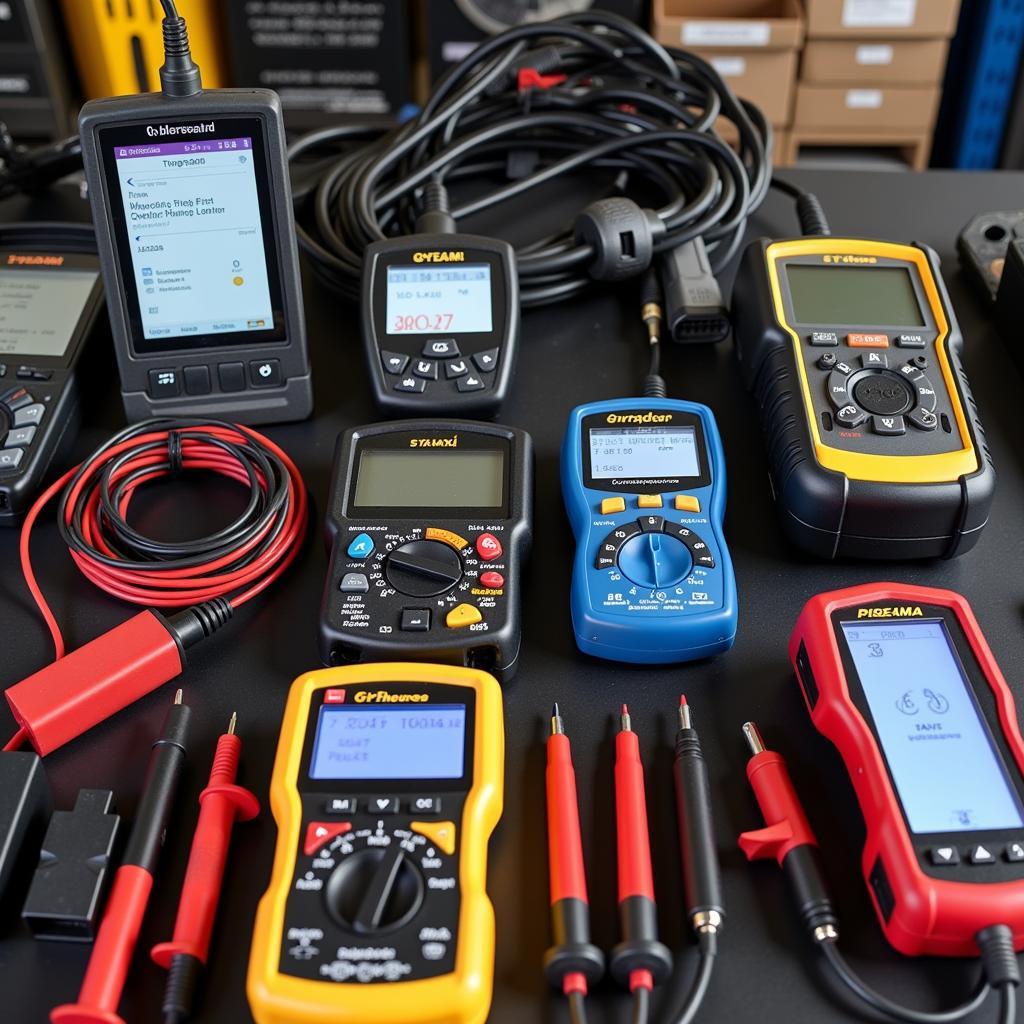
[386,264,493,335]
[309,704,467,780]
[589,426,699,479]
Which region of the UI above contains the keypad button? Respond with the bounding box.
[394,375,426,393]
[304,821,351,856]
[873,415,905,436]
[601,496,626,515]
[852,374,914,417]
[367,796,400,815]
[410,820,456,855]
[860,352,888,369]
[456,374,485,393]
[327,797,357,815]
[473,348,499,373]
[149,369,181,398]
[908,408,938,431]
[898,363,924,381]
[446,603,483,628]
[218,362,246,392]
[479,570,504,589]
[835,404,868,428]
[637,494,663,509]
[183,365,211,395]
[409,796,441,815]
[835,361,855,376]
[675,495,701,513]
[445,358,470,379]
[897,333,927,348]
[809,331,839,346]
[12,404,44,428]
[347,533,375,560]
[401,608,431,631]
[5,426,35,447]
[381,351,410,375]
[914,376,938,412]
[827,371,851,408]
[1006,842,1024,863]
[412,359,438,380]
[0,449,24,470]
[639,515,665,533]
[250,359,282,387]
[929,846,959,866]
[847,333,889,348]
[423,339,459,358]
[476,533,502,561]
[0,364,6,377]
[16,366,52,381]
[339,572,369,594]
[816,352,837,370]
[2,388,31,411]
[969,844,995,864]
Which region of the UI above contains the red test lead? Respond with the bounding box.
[152,713,260,1024]
[543,703,604,1022]
[611,705,672,1020]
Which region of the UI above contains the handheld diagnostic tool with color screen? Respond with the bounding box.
[361,234,518,417]
[320,421,532,680]
[247,663,503,1024]
[561,397,736,664]
[791,584,1024,956]
[733,237,994,560]
[77,8,312,427]
[0,226,105,522]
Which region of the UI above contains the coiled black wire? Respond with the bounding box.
[287,11,772,308]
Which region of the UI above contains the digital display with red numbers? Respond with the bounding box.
[386,264,493,335]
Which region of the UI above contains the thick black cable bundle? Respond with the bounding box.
[287,11,772,307]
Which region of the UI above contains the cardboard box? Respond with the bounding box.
[782,127,933,168]
[699,48,798,124]
[803,0,961,39]
[793,83,940,129]
[801,38,949,84]
[652,0,805,50]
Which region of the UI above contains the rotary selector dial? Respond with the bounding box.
[385,539,463,597]
[326,846,425,934]
[617,532,693,590]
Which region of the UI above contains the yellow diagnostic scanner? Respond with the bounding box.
[732,235,995,560]
[248,664,503,1024]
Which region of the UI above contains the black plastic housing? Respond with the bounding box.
[0,751,51,910]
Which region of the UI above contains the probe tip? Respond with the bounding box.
[173,688,183,706]
[679,694,687,706]
[678,696,692,731]
[742,721,766,756]
[619,704,631,731]
[228,712,237,736]
[552,702,560,718]
[621,703,629,716]
[550,703,564,736]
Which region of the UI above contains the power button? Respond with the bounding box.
[476,533,502,562]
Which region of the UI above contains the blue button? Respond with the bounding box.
[347,533,375,560]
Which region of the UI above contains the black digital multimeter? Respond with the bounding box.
[319,420,532,680]
[79,79,312,425]
[0,225,105,522]
[733,236,995,560]
[361,233,519,417]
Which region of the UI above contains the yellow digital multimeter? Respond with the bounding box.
[247,664,503,1024]
[733,236,995,560]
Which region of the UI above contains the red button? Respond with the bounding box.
[476,533,502,561]
[304,821,351,856]
[324,688,347,704]
[480,570,504,589]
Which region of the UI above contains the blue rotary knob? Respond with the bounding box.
[616,532,692,590]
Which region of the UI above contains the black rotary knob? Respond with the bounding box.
[326,847,425,934]
[385,539,463,597]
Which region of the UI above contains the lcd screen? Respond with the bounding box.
[0,268,98,358]
[842,619,1024,834]
[309,704,467,780]
[352,449,505,509]
[111,136,275,341]
[787,265,925,327]
[386,264,493,335]
[589,426,699,480]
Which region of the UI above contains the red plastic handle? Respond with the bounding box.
[615,729,655,902]
[738,750,819,865]
[546,733,589,904]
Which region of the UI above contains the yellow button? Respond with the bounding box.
[411,820,457,856]
[446,603,483,629]
[601,497,626,515]
[675,495,701,513]
[425,527,469,551]
[638,494,663,509]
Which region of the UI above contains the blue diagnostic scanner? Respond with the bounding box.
[561,397,737,663]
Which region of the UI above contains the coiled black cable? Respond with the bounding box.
[287,11,772,308]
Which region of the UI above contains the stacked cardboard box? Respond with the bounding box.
[786,0,962,168]
[651,0,805,165]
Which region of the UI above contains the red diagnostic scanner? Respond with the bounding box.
[790,583,1024,957]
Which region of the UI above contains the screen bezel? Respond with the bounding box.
[0,252,103,369]
[347,429,512,519]
[833,603,1024,844]
[299,682,477,794]
[580,410,711,494]
[98,116,288,355]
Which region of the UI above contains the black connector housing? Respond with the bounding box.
[22,789,121,941]
[0,752,51,910]
[660,238,730,344]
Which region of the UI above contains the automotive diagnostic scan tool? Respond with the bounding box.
[0,224,105,522]
[320,421,532,680]
[77,1,311,425]
[791,583,1024,956]
[733,236,994,560]
[561,397,737,664]
[248,663,503,1024]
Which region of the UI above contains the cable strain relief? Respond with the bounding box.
[976,924,1020,989]
[642,374,667,399]
[162,952,201,1023]
[159,14,202,97]
[415,179,457,235]
[674,730,703,759]
[167,597,234,650]
[795,193,831,237]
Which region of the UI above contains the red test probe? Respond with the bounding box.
[544,703,605,1023]
[51,690,191,1024]
[612,705,672,1021]
[152,713,260,1024]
